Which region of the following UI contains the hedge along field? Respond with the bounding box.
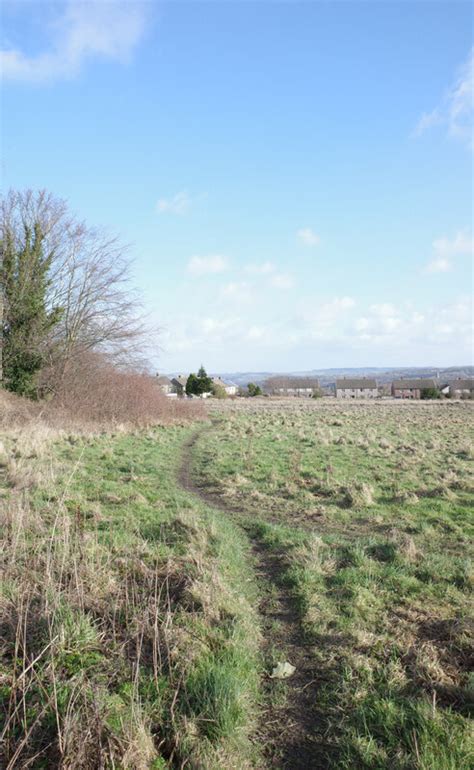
[193,399,474,769]
[1,424,262,769]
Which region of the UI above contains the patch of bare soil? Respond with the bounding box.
[179,429,338,769]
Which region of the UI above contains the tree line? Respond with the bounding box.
[0,190,148,399]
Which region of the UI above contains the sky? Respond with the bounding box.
[1,0,473,373]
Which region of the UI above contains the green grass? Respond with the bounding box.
[193,400,474,769]
[2,400,473,768]
[1,425,262,769]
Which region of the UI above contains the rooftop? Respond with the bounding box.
[392,379,437,389]
[336,378,377,389]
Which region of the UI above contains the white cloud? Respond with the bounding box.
[246,325,266,340]
[158,294,472,370]
[245,261,275,275]
[270,273,294,290]
[243,262,294,289]
[432,230,473,258]
[370,303,396,317]
[355,317,370,331]
[200,316,239,335]
[1,1,148,83]
[381,316,401,332]
[219,281,252,303]
[157,191,192,215]
[297,227,321,246]
[314,296,355,323]
[414,48,473,149]
[424,230,472,273]
[426,257,452,274]
[187,255,229,275]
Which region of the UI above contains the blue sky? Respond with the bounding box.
[1,0,472,372]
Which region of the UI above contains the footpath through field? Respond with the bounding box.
[179,425,334,769]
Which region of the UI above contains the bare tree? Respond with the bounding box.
[1,190,152,394]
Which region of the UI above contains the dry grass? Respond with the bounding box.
[192,398,474,769]
[0,400,259,769]
[0,369,203,433]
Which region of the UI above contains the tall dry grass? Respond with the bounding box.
[1,360,203,432]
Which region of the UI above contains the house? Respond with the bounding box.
[285,386,316,397]
[335,378,378,399]
[378,383,392,398]
[211,377,238,396]
[439,379,474,398]
[155,374,176,396]
[171,375,188,396]
[264,377,320,397]
[391,378,437,399]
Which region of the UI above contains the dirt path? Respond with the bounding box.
[179,428,336,769]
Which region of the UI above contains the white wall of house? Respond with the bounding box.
[336,388,378,399]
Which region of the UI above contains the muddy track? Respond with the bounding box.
[179,427,337,769]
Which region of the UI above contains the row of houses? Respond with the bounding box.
[155,374,238,397]
[267,376,473,399]
[156,372,473,400]
[337,377,473,399]
[255,376,472,399]
[264,376,473,399]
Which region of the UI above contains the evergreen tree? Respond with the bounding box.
[196,365,212,395]
[186,373,198,396]
[185,366,212,397]
[1,222,62,396]
[248,382,262,397]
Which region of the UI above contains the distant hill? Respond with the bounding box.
[215,366,474,388]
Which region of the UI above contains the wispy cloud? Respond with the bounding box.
[270,273,294,290]
[0,0,148,83]
[157,191,192,215]
[159,294,472,368]
[297,227,321,246]
[245,261,275,275]
[187,255,229,275]
[424,230,472,273]
[425,257,452,274]
[414,48,473,149]
[370,303,396,317]
[432,230,472,258]
[219,281,253,303]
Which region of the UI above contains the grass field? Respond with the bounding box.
[1,398,473,769]
[1,424,261,769]
[193,399,474,769]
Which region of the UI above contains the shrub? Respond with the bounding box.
[1,352,203,429]
[247,383,262,397]
[53,353,202,425]
[212,384,227,399]
[420,387,441,400]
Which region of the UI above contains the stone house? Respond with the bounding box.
[171,375,188,396]
[391,378,437,399]
[155,374,176,396]
[211,377,238,396]
[265,377,320,397]
[439,379,474,398]
[335,378,378,399]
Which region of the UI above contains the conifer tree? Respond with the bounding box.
[185,373,198,396]
[196,365,212,394]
